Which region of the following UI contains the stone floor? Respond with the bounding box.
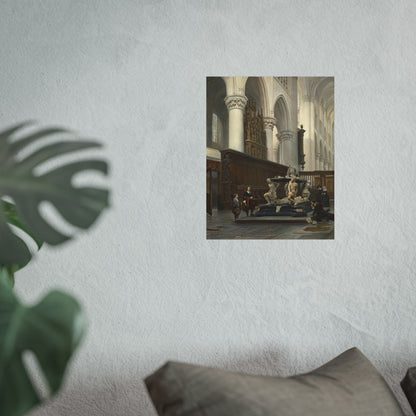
[207,203,334,240]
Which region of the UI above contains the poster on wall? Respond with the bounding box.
[206,76,334,240]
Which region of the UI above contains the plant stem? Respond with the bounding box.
[0,266,15,288]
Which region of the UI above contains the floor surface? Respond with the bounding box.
[207,203,334,240]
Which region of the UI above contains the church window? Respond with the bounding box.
[212,113,223,145]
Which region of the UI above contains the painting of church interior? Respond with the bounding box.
[206,77,334,240]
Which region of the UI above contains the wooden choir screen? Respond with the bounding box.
[244,99,267,160]
[220,149,287,209]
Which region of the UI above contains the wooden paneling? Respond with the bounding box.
[325,175,334,198]
[207,159,220,171]
[300,170,335,199]
[208,156,335,211]
[220,149,288,209]
[206,159,221,214]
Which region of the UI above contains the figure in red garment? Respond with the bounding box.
[243,186,256,216]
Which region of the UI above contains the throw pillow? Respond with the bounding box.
[145,348,404,416]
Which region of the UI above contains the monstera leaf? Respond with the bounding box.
[0,273,86,416]
[1,200,43,284]
[0,122,109,268]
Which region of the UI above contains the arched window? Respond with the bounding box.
[212,113,223,145]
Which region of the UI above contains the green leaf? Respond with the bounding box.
[0,122,109,268]
[2,200,43,250]
[0,209,32,270]
[0,277,86,416]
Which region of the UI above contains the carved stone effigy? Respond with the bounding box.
[287,177,298,204]
[263,178,278,205]
[302,181,311,200]
[255,176,312,217]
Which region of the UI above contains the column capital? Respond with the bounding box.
[224,95,248,111]
[277,130,294,143]
[263,117,276,130]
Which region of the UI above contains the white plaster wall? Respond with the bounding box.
[1,0,415,414]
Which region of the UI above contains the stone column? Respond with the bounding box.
[277,131,295,167]
[224,95,248,153]
[272,127,279,163]
[315,152,321,170]
[319,154,324,170]
[263,117,276,162]
[299,98,316,171]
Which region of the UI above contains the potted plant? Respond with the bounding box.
[0,122,110,416]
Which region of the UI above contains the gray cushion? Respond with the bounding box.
[145,348,404,416]
[401,367,416,414]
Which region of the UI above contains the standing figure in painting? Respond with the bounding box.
[316,185,323,204]
[321,185,330,208]
[243,186,256,216]
[264,178,278,205]
[231,193,241,222]
[287,176,298,204]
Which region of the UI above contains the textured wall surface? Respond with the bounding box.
[1,0,415,415]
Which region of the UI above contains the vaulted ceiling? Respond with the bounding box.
[313,77,334,121]
[299,77,334,122]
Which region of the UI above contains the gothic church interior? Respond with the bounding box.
[206,76,334,239]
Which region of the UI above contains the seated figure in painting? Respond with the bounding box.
[264,178,278,205]
[306,201,334,224]
[287,176,298,204]
[243,186,256,216]
[256,176,312,217]
[302,181,311,200]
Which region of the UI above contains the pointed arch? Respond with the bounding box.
[274,95,290,132]
[244,77,269,115]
